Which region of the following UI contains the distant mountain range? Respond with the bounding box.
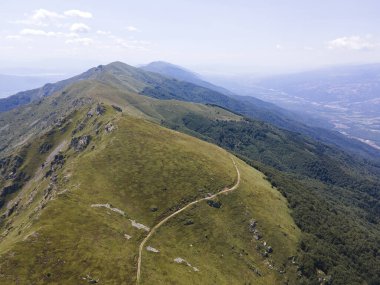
[141,61,234,95]
[1,61,378,159]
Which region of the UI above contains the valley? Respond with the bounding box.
[222,64,380,150]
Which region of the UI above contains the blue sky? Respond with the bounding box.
[1,0,380,75]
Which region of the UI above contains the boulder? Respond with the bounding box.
[70,135,91,152]
[105,123,115,133]
[112,105,122,112]
[207,200,221,208]
[39,142,53,154]
[96,104,106,115]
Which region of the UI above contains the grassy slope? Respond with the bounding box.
[0,78,239,155]
[0,107,300,284]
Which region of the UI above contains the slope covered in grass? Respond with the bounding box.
[166,112,380,284]
[0,105,300,284]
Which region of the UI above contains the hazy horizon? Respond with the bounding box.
[1,0,380,76]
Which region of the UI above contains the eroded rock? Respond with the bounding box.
[70,135,91,152]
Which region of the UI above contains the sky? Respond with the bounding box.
[1,0,380,76]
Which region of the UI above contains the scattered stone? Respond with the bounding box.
[39,142,53,154]
[54,117,66,127]
[206,200,221,208]
[0,155,23,179]
[104,123,115,133]
[174,257,199,272]
[124,234,132,240]
[254,268,262,276]
[146,246,160,253]
[112,105,122,112]
[129,219,150,232]
[70,135,91,152]
[87,110,94,118]
[1,199,20,219]
[83,274,99,284]
[317,269,332,285]
[45,154,65,178]
[254,234,262,240]
[249,219,257,232]
[91,203,125,216]
[150,206,158,212]
[96,104,106,115]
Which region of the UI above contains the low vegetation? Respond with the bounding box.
[169,113,380,284]
[0,106,300,284]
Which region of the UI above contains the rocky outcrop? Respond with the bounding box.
[111,105,122,112]
[39,142,53,154]
[95,104,106,115]
[0,155,24,180]
[45,154,65,177]
[104,123,115,133]
[87,104,106,118]
[70,135,91,152]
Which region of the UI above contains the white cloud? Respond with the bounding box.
[6,35,22,40]
[11,9,93,27]
[70,23,91,33]
[20,28,58,37]
[65,32,80,38]
[31,9,64,21]
[126,26,139,32]
[64,10,93,19]
[11,9,64,26]
[96,30,111,35]
[65,37,93,45]
[328,36,378,51]
[111,35,150,50]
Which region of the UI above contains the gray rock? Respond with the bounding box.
[70,135,91,152]
[105,123,115,133]
[96,104,106,115]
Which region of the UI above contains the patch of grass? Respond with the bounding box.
[0,108,299,284]
[142,159,300,285]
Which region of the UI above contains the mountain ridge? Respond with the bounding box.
[1,61,379,160]
[0,61,379,284]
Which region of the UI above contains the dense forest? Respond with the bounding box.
[162,114,380,284]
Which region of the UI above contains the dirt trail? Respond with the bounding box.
[136,157,241,284]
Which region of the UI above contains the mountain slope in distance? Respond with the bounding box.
[138,61,380,159]
[1,61,379,159]
[0,104,300,284]
[141,61,234,96]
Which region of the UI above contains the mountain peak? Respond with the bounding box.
[141,61,233,95]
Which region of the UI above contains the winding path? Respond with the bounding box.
[136,157,241,284]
